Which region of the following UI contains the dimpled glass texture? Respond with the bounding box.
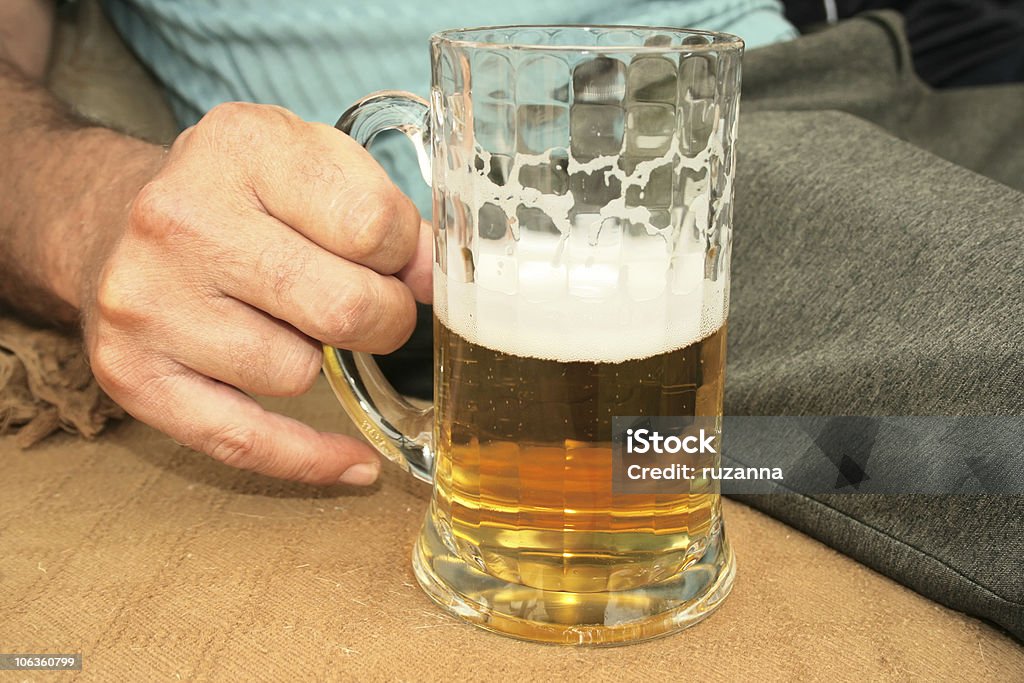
[430,26,742,355]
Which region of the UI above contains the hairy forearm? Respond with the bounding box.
[0,58,164,326]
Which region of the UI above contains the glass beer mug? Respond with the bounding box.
[324,25,742,645]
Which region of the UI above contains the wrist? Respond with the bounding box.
[45,127,165,313]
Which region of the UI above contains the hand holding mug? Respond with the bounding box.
[82,102,432,485]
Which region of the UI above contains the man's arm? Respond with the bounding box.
[0,58,162,324]
[0,7,433,486]
[0,1,161,324]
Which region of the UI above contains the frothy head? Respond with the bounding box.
[434,256,727,364]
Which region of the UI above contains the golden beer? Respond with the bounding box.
[427,316,727,595]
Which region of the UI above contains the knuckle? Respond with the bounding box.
[88,334,137,397]
[379,290,418,354]
[201,101,258,127]
[93,256,145,326]
[203,423,262,470]
[274,341,321,397]
[347,187,399,259]
[253,103,300,126]
[400,295,418,337]
[167,124,197,154]
[230,333,319,397]
[200,102,299,140]
[128,180,194,242]
[345,182,419,268]
[320,277,376,345]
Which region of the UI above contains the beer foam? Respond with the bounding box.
[433,128,733,363]
[435,263,727,363]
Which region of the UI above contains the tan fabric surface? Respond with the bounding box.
[1,377,1022,682]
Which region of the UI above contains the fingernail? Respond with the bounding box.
[338,462,380,486]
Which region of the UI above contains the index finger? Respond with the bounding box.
[130,367,382,486]
[250,117,423,276]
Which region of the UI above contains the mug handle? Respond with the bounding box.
[322,91,435,484]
